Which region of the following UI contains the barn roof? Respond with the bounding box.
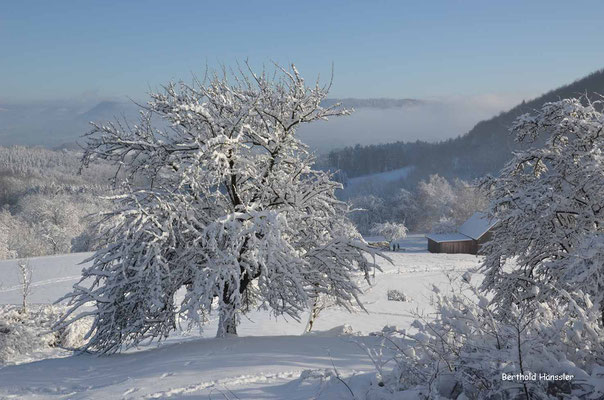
[426,212,498,243]
[426,232,474,243]
[457,212,498,240]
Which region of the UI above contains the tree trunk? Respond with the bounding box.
[305,297,322,333]
[216,283,239,338]
[217,310,238,337]
[215,259,258,338]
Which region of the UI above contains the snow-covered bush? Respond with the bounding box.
[365,281,604,399]
[0,305,91,364]
[0,192,110,260]
[17,194,81,254]
[0,211,47,259]
[58,63,386,352]
[58,316,93,349]
[386,289,411,302]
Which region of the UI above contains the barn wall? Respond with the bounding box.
[427,238,440,253]
[428,227,495,255]
[428,239,476,254]
[438,240,475,254]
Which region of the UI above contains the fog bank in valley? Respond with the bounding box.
[298,93,527,151]
[0,93,527,151]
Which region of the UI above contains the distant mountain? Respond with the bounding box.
[0,97,437,150]
[75,101,139,123]
[323,68,604,182]
[0,101,89,147]
[321,98,424,109]
[0,100,138,148]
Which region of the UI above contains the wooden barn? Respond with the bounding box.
[426,212,497,255]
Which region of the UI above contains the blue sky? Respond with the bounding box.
[3,0,604,102]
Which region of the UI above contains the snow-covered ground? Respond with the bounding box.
[0,252,93,305]
[0,235,482,399]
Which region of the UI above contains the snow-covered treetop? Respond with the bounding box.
[370,222,408,243]
[82,64,349,188]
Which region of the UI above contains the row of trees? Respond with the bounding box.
[323,141,427,178]
[0,146,114,260]
[348,174,487,235]
[0,193,108,260]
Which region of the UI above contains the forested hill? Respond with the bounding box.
[323,68,604,182]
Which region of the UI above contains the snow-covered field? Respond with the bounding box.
[0,235,482,399]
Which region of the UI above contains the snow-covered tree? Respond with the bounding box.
[430,216,457,234]
[451,178,487,224]
[18,194,82,255]
[17,260,33,313]
[418,174,455,214]
[365,98,604,399]
[413,175,486,233]
[57,64,385,352]
[481,98,604,321]
[349,194,388,234]
[370,222,408,244]
[0,210,15,260]
[414,174,456,232]
[393,188,421,230]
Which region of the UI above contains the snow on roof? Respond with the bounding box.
[425,232,474,243]
[426,212,498,243]
[456,212,498,240]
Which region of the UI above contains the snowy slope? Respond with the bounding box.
[339,166,414,199]
[0,235,482,399]
[0,252,93,305]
